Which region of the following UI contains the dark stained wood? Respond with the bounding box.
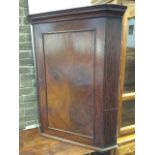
[44,31,95,138]
[30,4,126,151]
[29,4,126,24]
[102,17,122,147]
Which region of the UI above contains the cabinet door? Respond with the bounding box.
[44,30,95,137]
[32,9,124,148]
[33,18,106,145]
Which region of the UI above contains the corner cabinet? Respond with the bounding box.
[29,4,126,152]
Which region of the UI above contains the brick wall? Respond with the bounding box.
[19,0,39,129]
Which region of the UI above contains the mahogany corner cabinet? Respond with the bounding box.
[29,4,126,152]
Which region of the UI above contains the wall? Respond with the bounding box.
[19,0,39,129]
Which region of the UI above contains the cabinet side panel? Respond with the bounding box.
[103,17,122,146]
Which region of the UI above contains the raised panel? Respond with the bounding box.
[43,30,95,138]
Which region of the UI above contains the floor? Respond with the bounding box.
[19,128,94,155]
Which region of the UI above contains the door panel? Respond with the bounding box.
[43,30,95,138]
[33,18,106,145]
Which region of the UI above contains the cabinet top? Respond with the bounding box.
[29,4,127,24]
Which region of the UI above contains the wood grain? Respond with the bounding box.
[44,31,95,138]
[117,2,135,136]
[117,8,128,136]
[19,128,94,155]
[29,4,126,24]
[30,4,126,150]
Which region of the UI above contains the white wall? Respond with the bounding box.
[28,0,92,14]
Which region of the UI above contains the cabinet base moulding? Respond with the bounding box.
[40,132,118,152]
